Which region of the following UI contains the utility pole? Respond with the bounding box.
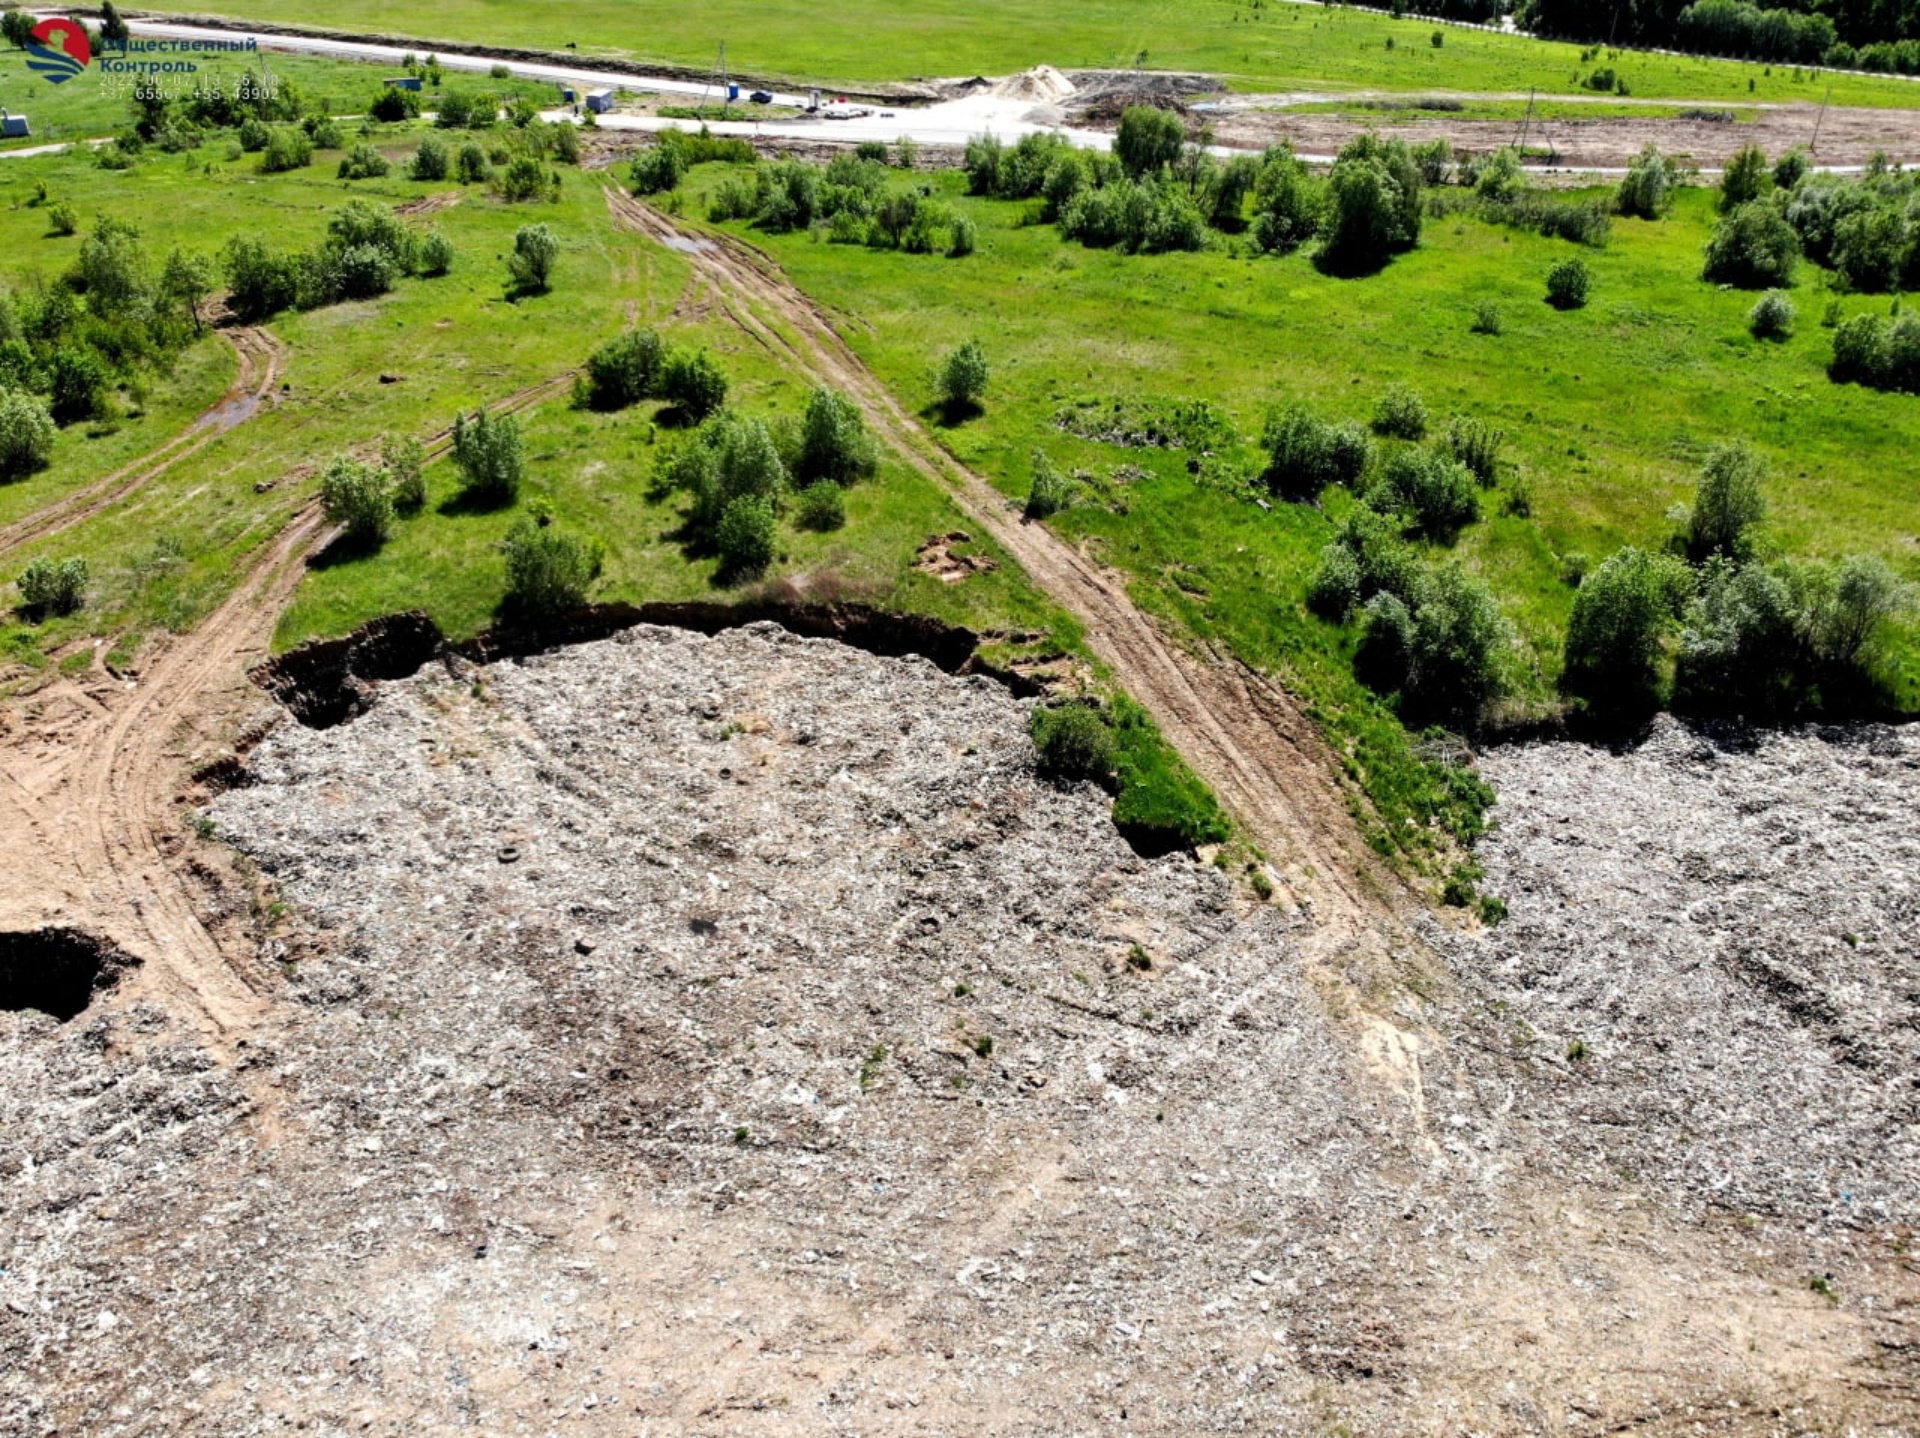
[1515,87,1535,152]
[1810,83,1831,155]
[703,40,729,118]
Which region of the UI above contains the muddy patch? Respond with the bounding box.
[913,529,998,584]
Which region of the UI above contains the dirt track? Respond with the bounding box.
[0,325,285,562]
[602,189,1418,999]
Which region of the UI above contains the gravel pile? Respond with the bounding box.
[1449,716,1920,1224]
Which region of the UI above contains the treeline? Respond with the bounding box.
[1518,0,1920,68]
[0,213,217,480]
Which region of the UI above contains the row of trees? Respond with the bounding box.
[702,152,978,257]
[224,200,455,320]
[1518,0,1920,64]
[1564,443,1911,716]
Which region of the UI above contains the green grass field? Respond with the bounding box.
[108,0,1920,107]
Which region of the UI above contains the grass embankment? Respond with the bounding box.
[659,162,1919,863]
[115,0,1920,107]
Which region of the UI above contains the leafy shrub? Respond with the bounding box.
[507,224,559,292]
[581,327,666,410]
[1258,404,1370,501]
[662,411,789,532]
[795,481,846,531]
[1025,450,1072,518]
[1772,149,1809,190]
[796,388,877,485]
[304,115,343,149]
[1443,414,1503,484]
[1317,134,1422,274]
[259,127,313,173]
[1367,449,1480,539]
[1307,542,1363,619]
[947,215,977,257]
[1057,174,1208,254]
[1616,143,1676,219]
[659,348,728,419]
[0,387,56,479]
[498,155,551,202]
[48,202,77,238]
[369,86,421,123]
[319,455,394,547]
[1561,546,1694,714]
[630,142,686,196]
[47,348,107,425]
[337,144,391,180]
[1397,562,1510,717]
[1412,137,1452,187]
[1830,206,1910,293]
[502,518,603,616]
[418,230,455,277]
[1719,144,1771,213]
[1830,311,1920,392]
[237,117,270,152]
[383,433,426,511]
[1114,106,1185,180]
[1371,384,1427,440]
[1545,255,1591,308]
[450,407,524,505]
[1703,200,1800,288]
[223,235,300,321]
[1355,591,1417,692]
[455,141,490,184]
[1748,289,1795,340]
[1469,300,1503,335]
[1032,703,1116,786]
[1473,147,1526,204]
[333,242,396,300]
[15,555,88,617]
[1251,145,1322,254]
[714,494,777,580]
[1687,440,1767,561]
[938,339,989,411]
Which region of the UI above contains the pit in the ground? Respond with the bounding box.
[0,928,138,1022]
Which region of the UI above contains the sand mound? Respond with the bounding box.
[995,64,1076,103]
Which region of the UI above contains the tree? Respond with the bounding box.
[1402,562,1510,717]
[1545,255,1591,308]
[664,411,788,533]
[319,455,394,548]
[14,556,88,618]
[1719,144,1771,213]
[1688,441,1767,561]
[714,494,777,581]
[1672,558,1804,715]
[450,407,524,505]
[498,155,550,202]
[47,349,107,425]
[1251,145,1321,254]
[78,217,149,317]
[2,11,36,48]
[260,127,314,174]
[581,327,666,410]
[937,339,989,411]
[418,231,456,277]
[0,387,57,480]
[337,144,391,180]
[1562,546,1694,714]
[795,388,877,485]
[1317,135,1422,274]
[159,247,214,333]
[507,224,559,293]
[1616,143,1676,219]
[630,143,685,196]
[1703,200,1800,288]
[1367,449,1479,540]
[659,347,728,419]
[222,235,299,322]
[1258,404,1369,501]
[370,86,421,123]
[455,141,490,184]
[1813,554,1909,672]
[99,2,130,44]
[1114,107,1185,180]
[383,433,426,511]
[502,518,603,616]
[411,134,450,181]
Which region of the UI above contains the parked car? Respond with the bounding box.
[749,90,773,104]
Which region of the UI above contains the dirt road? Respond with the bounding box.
[603,188,1421,994]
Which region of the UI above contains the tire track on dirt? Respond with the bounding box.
[603,188,1413,964]
[0,325,286,562]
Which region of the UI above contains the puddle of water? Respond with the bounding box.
[660,236,713,254]
[197,391,262,432]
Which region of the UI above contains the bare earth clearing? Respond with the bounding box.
[2,624,1916,1434]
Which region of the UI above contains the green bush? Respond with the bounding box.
[1561,546,1694,714]
[319,454,394,547]
[714,494,777,580]
[337,143,391,180]
[502,517,603,617]
[0,387,57,479]
[1400,562,1510,718]
[581,327,666,410]
[659,347,728,419]
[947,215,977,257]
[259,127,313,173]
[1317,134,1422,274]
[47,202,78,238]
[1830,311,1920,392]
[418,230,455,277]
[498,155,551,202]
[1114,106,1185,180]
[1442,414,1504,484]
[1032,703,1116,786]
[410,135,450,180]
[1367,449,1480,539]
[450,406,524,505]
[1616,142,1676,219]
[1687,440,1767,562]
[237,117,270,152]
[663,410,789,532]
[630,143,686,196]
[1306,542,1363,619]
[455,141,490,184]
[1025,450,1073,519]
[1830,206,1910,293]
[1258,404,1370,501]
[795,388,877,486]
[383,433,426,512]
[222,235,300,321]
[1371,383,1427,440]
[1703,200,1800,288]
[1469,300,1503,335]
[15,555,88,618]
[507,223,559,292]
[303,115,344,149]
[1356,590,1416,693]
[1545,255,1591,308]
[938,339,989,411]
[1748,289,1795,340]
[795,480,846,532]
[369,86,421,123]
[1719,144,1771,213]
[47,348,107,425]
[1250,145,1322,254]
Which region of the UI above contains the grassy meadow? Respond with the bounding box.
[88,0,1920,107]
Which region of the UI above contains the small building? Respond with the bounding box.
[560,86,576,103]
[382,76,424,91]
[1,111,29,139]
[585,88,615,113]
